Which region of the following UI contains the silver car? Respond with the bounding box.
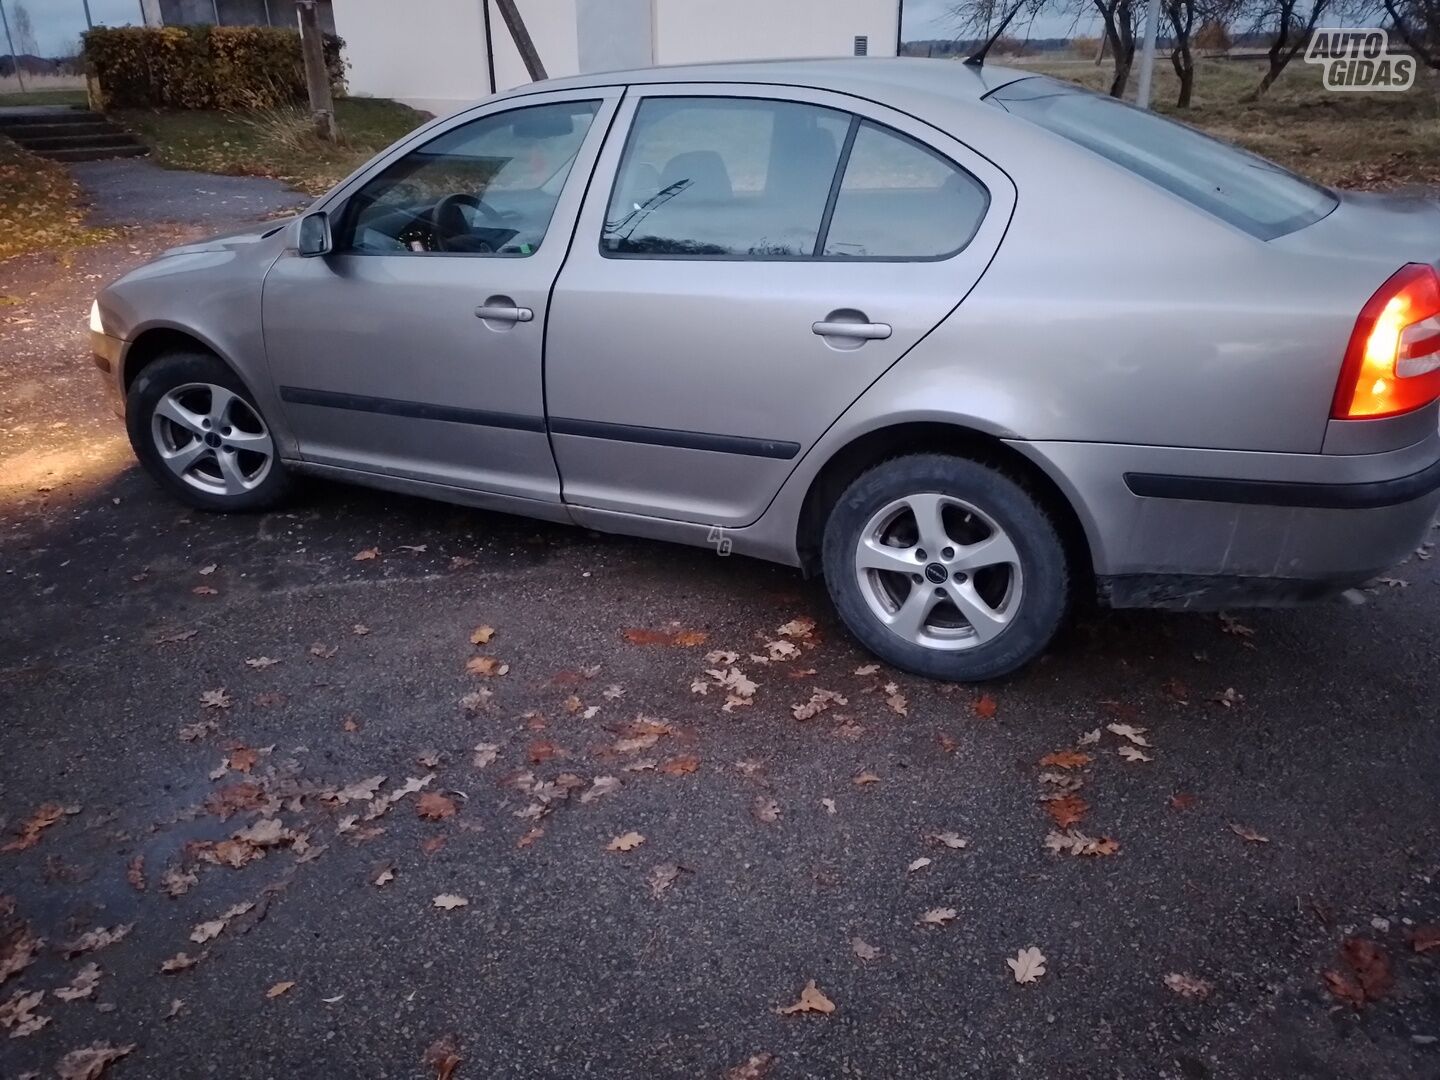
[90,59,1440,680]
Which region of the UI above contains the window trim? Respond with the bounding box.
[597,92,991,264]
[333,98,604,260]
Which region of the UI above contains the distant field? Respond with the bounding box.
[1010,56,1440,190]
[0,73,88,107]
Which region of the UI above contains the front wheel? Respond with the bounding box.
[821,453,1071,681]
[126,351,292,513]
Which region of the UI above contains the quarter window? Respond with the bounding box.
[343,100,599,256]
[822,122,989,259]
[603,97,849,257]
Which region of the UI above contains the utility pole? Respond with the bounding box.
[493,0,547,81]
[1135,0,1162,107]
[82,0,94,29]
[0,0,25,94]
[296,0,338,140]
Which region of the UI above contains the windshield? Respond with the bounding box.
[987,77,1337,240]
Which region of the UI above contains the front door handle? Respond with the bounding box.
[475,303,533,323]
[812,318,891,341]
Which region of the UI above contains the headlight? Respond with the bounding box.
[89,300,105,335]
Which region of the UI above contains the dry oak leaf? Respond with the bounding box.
[244,656,281,670]
[352,547,380,561]
[266,980,295,999]
[927,832,968,850]
[725,1053,776,1080]
[775,978,835,1015]
[648,862,684,898]
[606,831,646,852]
[465,656,509,677]
[416,793,458,821]
[1038,750,1091,769]
[517,827,544,849]
[1323,968,1367,1008]
[1169,792,1198,811]
[1118,745,1153,763]
[936,732,958,754]
[469,625,496,645]
[527,740,563,765]
[55,1041,137,1080]
[228,745,259,773]
[1105,722,1150,746]
[159,952,203,974]
[622,627,708,647]
[352,623,370,635]
[1229,823,1269,843]
[1044,830,1120,857]
[660,755,700,776]
[1044,794,1090,830]
[472,742,500,769]
[776,617,817,640]
[907,857,933,873]
[1340,937,1392,1002]
[1,802,77,852]
[974,694,998,719]
[753,798,781,824]
[54,963,102,1002]
[432,894,469,910]
[1077,728,1102,746]
[919,907,958,927]
[0,987,48,1037]
[853,771,881,787]
[1007,946,1047,984]
[423,1034,463,1080]
[851,937,881,962]
[1163,973,1214,999]
[884,682,909,716]
[792,688,848,721]
[0,924,42,983]
[1409,925,1440,953]
[581,776,621,803]
[60,924,132,959]
[309,643,338,659]
[820,797,837,815]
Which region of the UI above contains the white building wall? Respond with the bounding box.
[335,0,896,116]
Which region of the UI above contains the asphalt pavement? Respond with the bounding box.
[1,214,1438,1079]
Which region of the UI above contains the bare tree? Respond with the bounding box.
[1246,0,1331,97]
[12,2,37,57]
[1165,0,1199,105]
[1091,0,1142,96]
[1381,0,1440,67]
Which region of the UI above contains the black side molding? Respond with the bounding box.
[279,386,545,433]
[550,417,800,460]
[1124,456,1440,510]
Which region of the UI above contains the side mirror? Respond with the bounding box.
[297,212,332,257]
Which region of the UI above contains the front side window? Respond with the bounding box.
[823,122,989,259]
[603,97,849,257]
[988,77,1336,239]
[342,100,599,255]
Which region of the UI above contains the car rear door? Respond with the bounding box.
[261,88,620,502]
[544,83,1015,528]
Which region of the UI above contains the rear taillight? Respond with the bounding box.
[1332,263,1440,419]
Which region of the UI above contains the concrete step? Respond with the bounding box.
[36,144,150,162]
[0,121,119,139]
[18,132,138,152]
[0,110,104,129]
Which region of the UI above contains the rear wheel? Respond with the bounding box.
[127,351,292,512]
[821,453,1070,681]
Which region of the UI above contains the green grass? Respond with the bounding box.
[1015,56,1440,190]
[0,136,112,260]
[115,97,429,195]
[0,88,89,107]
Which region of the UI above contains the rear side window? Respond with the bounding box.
[603,97,849,257]
[988,78,1335,240]
[823,122,989,258]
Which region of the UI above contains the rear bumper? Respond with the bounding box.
[1011,435,1440,610]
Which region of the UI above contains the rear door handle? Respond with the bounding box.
[475,303,533,323]
[812,319,891,341]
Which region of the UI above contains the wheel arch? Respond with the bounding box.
[794,421,1096,589]
[122,324,233,393]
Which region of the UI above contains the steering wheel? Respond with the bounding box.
[430,193,506,252]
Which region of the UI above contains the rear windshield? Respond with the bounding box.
[987,78,1337,240]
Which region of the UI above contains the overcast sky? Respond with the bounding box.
[901,0,1097,41]
[9,0,1093,60]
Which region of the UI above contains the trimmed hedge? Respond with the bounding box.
[83,26,345,110]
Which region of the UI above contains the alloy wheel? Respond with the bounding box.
[149,382,274,497]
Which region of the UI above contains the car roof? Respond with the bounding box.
[501,57,1031,104]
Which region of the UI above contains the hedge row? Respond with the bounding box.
[83,26,345,110]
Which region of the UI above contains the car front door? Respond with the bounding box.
[544,84,1015,528]
[262,89,619,502]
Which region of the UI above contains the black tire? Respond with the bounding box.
[127,350,292,513]
[821,453,1070,682]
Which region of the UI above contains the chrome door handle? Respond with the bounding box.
[474,304,533,322]
[812,319,891,340]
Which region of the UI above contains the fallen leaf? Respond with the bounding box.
[266,980,295,999]
[432,894,469,910]
[1323,968,1367,1008]
[152,628,198,644]
[422,1034,462,1080]
[622,627,708,647]
[331,775,387,804]
[1163,678,1190,703]
[1342,937,1392,1001]
[192,585,218,596]
[527,740,562,765]
[775,978,834,1015]
[581,776,621,803]
[1044,830,1120,857]
[725,1053,776,1080]
[659,754,700,776]
[776,617,816,640]
[919,907,958,927]
[1169,792,1198,811]
[54,963,101,1002]
[352,624,370,636]
[606,831,645,852]
[1039,750,1091,769]
[198,563,217,575]
[398,543,428,553]
[1219,612,1255,638]
[199,688,232,709]
[854,663,880,676]
[0,988,48,1037]
[851,937,881,961]
[1105,722,1150,746]
[1077,728,1101,746]
[417,793,457,821]
[1410,925,1440,953]
[853,771,881,787]
[228,745,259,773]
[1,803,76,852]
[1211,687,1244,708]
[1118,745,1153,763]
[1044,794,1089,829]
[1007,946,1047,984]
[1163,972,1213,999]
[469,625,495,645]
[936,732,958,753]
[1229,823,1269,843]
[647,862,683,898]
[159,952,203,974]
[244,656,281,670]
[753,798,781,824]
[60,924,132,958]
[353,547,380,561]
[55,1042,137,1080]
[614,733,660,754]
[517,827,543,849]
[160,868,198,898]
[791,688,848,720]
[974,694,998,719]
[884,683,909,716]
[927,832,968,849]
[907,857,933,873]
[820,797,837,815]
[0,924,42,982]
[465,656,509,677]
